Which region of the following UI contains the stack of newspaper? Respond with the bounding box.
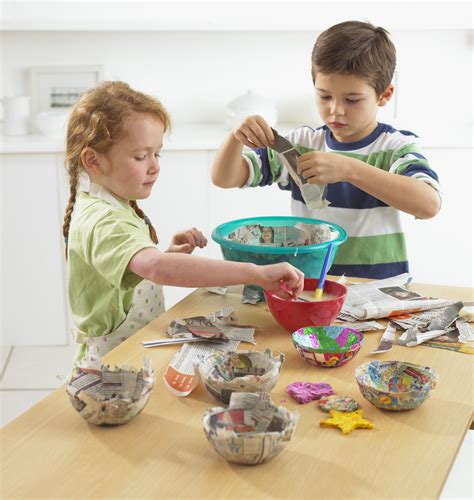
[338,274,474,354]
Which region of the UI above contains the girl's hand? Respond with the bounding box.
[297,151,350,184]
[233,115,275,149]
[166,228,208,254]
[256,263,304,299]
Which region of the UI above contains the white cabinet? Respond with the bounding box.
[1,153,69,346]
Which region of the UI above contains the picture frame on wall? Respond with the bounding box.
[29,65,104,118]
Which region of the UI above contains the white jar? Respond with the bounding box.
[1,96,31,136]
[225,90,277,130]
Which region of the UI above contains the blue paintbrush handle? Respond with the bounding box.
[317,243,334,292]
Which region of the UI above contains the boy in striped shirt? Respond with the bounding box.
[211,21,441,279]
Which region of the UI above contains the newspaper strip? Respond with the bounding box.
[371,302,474,353]
[334,320,384,331]
[268,128,329,210]
[340,273,455,320]
[242,284,265,304]
[166,307,256,344]
[163,340,240,397]
[66,358,154,425]
[198,349,284,403]
[397,302,463,347]
[204,286,228,295]
[372,322,397,354]
[457,319,474,343]
[459,305,474,322]
[202,392,299,465]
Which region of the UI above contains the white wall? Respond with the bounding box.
[1,29,472,128]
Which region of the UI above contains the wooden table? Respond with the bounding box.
[1,281,473,498]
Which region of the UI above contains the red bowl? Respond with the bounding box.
[264,278,347,332]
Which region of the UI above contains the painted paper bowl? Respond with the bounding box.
[198,349,284,404]
[355,361,438,411]
[291,326,363,368]
[202,392,299,465]
[211,216,346,278]
[265,278,347,332]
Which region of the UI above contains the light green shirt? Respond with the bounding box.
[68,191,155,338]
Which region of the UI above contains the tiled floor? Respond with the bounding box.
[0,344,472,498]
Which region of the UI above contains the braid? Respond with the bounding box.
[129,200,158,244]
[62,165,80,260]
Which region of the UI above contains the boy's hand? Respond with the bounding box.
[233,115,275,149]
[166,228,208,254]
[256,263,304,299]
[297,151,350,184]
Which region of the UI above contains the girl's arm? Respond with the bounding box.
[128,248,304,296]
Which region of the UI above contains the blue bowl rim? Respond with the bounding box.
[211,216,347,255]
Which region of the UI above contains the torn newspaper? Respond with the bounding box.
[340,273,455,321]
[269,128,329,210]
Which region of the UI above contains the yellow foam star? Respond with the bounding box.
[319,409,374,435]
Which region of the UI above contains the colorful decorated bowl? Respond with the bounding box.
[265,278,347,331]
[202,392,298,465]
[198,349,285,404]
[291,326,363,368]
[355,361,438,411]
[211,216,347,278]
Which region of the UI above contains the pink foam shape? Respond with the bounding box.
[287,381,335,404]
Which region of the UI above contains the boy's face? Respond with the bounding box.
[314,72,392,143]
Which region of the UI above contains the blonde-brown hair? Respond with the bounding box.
[311,21,396,96]
[63,81,170,257]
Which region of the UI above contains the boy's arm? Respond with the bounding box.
[297,152,440,219]
[211,115,275,188]
[211,133,249,188]
[346,158,440,219]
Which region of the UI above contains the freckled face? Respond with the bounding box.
[315,72,383,143]
[97,113,164,201]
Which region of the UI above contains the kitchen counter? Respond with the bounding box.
[0,123,294,154]
[1,281,473,498]
[1,121,472,154]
